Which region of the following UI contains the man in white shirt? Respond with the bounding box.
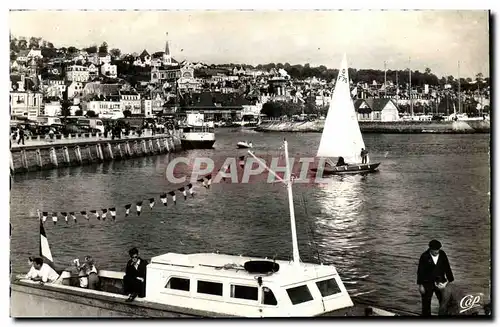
[23,257,61,284]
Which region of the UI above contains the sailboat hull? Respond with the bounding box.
[310,162,381,175]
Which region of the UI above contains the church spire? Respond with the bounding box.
[165,32,170,56]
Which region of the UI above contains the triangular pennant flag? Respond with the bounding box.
[52,212,58,225]
[40,218,56,271]
[125,204,131,217]
[90,210,100,220]
[70,212,76,223]
[187,183,194,197]
[149,198,155,209]
[62,212,68,224]
[168,191,176,205]
[109,208,116,221]
[42,212,48,223]
[160,193,167,206]
[207,175,212,188]
[136,201,143,216]
[102,209,108,221]
[81,211,89,220]
[179,187,187,200]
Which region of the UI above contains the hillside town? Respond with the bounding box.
[10,34,491,132]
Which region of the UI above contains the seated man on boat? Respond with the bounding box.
[75,256,100,290]
[336,157,348,166]
[20,257,62,284]
[123,247,148,302]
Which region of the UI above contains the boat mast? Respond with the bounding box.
[396,70,399,108]
[247,140,301,266]
[458,61,461,114]
[409,57,413,117]
[384,61,387,98]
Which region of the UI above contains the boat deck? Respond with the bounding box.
[10,273,420,317]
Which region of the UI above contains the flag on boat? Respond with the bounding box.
[124,204,131,217]
[70,212,76,222]
[40,218,56,271]
[136,201,143,216]
[179,187,187,200]
[62,212,68,224]
[187,183,194,197]
[102,209,108,221]
[42,212,48,223]
[168,191,176,204]
[149,198,155,209]
[160,193,167,206]
[52,212,58,225]
[81,211,88,220]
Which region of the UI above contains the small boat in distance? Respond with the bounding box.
[311,54,380,175]
[237,141,253,149]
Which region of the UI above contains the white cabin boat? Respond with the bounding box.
[237,141,253,149]
[180,113,215,149]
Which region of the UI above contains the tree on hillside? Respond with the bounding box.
[98,42,108,54]
[67,46,78,54]
[18,39,27,50]
[84,45,98,54]
[47,42,54,49]
[29,37,42,49]
[110,48,121,59]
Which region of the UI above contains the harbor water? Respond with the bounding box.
[10,129,491,315]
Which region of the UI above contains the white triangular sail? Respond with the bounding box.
[316,54,365,163]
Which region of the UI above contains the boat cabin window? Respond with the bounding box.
[197,280,223,296]
[286,285,314,305]
[316,278,341,297]
[262,287,277,306]
[165,277,190,291]
[230,284,258,301]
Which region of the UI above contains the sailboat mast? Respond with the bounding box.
[247,141,301,266]
[409,57,413,116]
[384,61,387,98]
[458,61,461,114]
[284,140,300,266]
[396,70,399,107]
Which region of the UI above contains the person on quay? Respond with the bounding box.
[17,127,25,145]
[417,239,454,316]
[434,276,483,316]
[123,247,148,302]
[21,257,62,284]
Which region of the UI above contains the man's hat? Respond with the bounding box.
[429,239,442,250]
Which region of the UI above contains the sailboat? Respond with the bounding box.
[311,54,380,175]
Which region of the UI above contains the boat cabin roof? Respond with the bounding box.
[150,252,339,287]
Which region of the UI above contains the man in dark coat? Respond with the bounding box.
[417,239,454,316]
[123,247,147,302]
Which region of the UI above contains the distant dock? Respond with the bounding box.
[256,120,491,133]
[10,131,182,174]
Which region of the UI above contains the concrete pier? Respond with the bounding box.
[10,131,182,174]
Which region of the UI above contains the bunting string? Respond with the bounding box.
[36,158,247,226]
[36,172,223,226]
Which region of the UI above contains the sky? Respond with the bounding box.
[9,10,490,78]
